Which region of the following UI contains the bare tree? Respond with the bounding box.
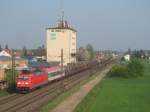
[0,45,2,52]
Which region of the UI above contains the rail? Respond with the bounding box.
[0,59,116,112]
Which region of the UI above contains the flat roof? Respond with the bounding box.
[46,27,77,32]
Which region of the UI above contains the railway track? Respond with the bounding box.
[0,94,23,105]
[0,60,114,112]
[0,81,63,112]
[19,69,95,112]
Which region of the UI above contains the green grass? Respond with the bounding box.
[0,90,9,97]
[40,70,104,112]
[74,60,150,112]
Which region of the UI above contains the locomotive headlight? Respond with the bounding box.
[25,82,29,85]
[17,82,21,84]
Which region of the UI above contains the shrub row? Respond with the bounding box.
[107,59,144,78]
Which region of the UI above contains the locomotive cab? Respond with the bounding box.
[16,69,32,92]
[16,68,48,93]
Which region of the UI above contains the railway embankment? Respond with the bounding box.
[0,59,114,112]
[50,67,111,112]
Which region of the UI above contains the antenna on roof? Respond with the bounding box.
[61,10,64,22]
[60,0,64,21]
[57,0,65,27]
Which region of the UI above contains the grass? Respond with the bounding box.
[0,90,9,97]
[40,69,105,112]
[74,60,150,112]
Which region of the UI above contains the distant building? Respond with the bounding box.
[46,20,77,65]
[0,56,27,81]
[0,49,23,58]
[0,50,11,57]
[124,54,130,61]
[29,48,46,61]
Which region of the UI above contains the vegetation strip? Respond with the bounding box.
[40,67,106,112]
[49,67,111,112]
[0,91,10,97]
[74,60,150,112]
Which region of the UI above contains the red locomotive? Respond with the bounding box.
[16,66,64,93]
[16,68,48,92]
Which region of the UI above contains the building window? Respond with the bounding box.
[55,29,61,32]
[71,53,76,57]
[51,29,54,32]
[72,43,75,45]
[50,33,56,40]
[72,37,76,39]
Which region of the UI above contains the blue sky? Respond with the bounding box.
[0,0,150,51]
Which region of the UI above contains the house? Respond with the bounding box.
[28,48,46,61]
[0,50,11,57]
[124,54,130,61]
[0,56,27,81]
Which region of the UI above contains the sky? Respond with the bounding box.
[0,0,150,51]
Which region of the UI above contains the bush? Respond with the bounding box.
[127,59,144,77]
[107,65,128,78]
[107,59,144,78]
[5,69,16,93]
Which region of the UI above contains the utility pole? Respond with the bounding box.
[11,49,15,89]
[61,48,63,70]
[60,48,65,89]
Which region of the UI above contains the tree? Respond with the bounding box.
[0,45,2,52]
[127,58,144,77]
[22,46,27,57]
[132,50,145,59]
[5,44,8,49]
[107,58,144,78]
[42,44,45,49]
[127,48,131,54]
[77,47,90,61]
[5,69,17,92]
[86,44,95,61]
[38,46,42,49]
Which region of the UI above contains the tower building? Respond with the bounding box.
[46,20,77,65]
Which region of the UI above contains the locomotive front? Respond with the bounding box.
[16,69,32,92]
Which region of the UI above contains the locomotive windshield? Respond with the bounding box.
[33,69,42,74]
[21,70,31,74]
[18,76,29,80]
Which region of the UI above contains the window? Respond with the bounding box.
[48,71,63,77]
[18,76,29,80]
[33,69,42,75]
[51,33,56,36]
[55,29,61,32]
[50,33,57,40]
[71,53,76,57]
[72,43,75,45]
[21,70,31,74]
[72,37,76,39]
[51,29,54,32]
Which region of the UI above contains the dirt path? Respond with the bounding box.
[50,67,111,112]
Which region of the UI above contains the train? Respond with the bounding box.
[16,66,64,92]
[16,59,113,93]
